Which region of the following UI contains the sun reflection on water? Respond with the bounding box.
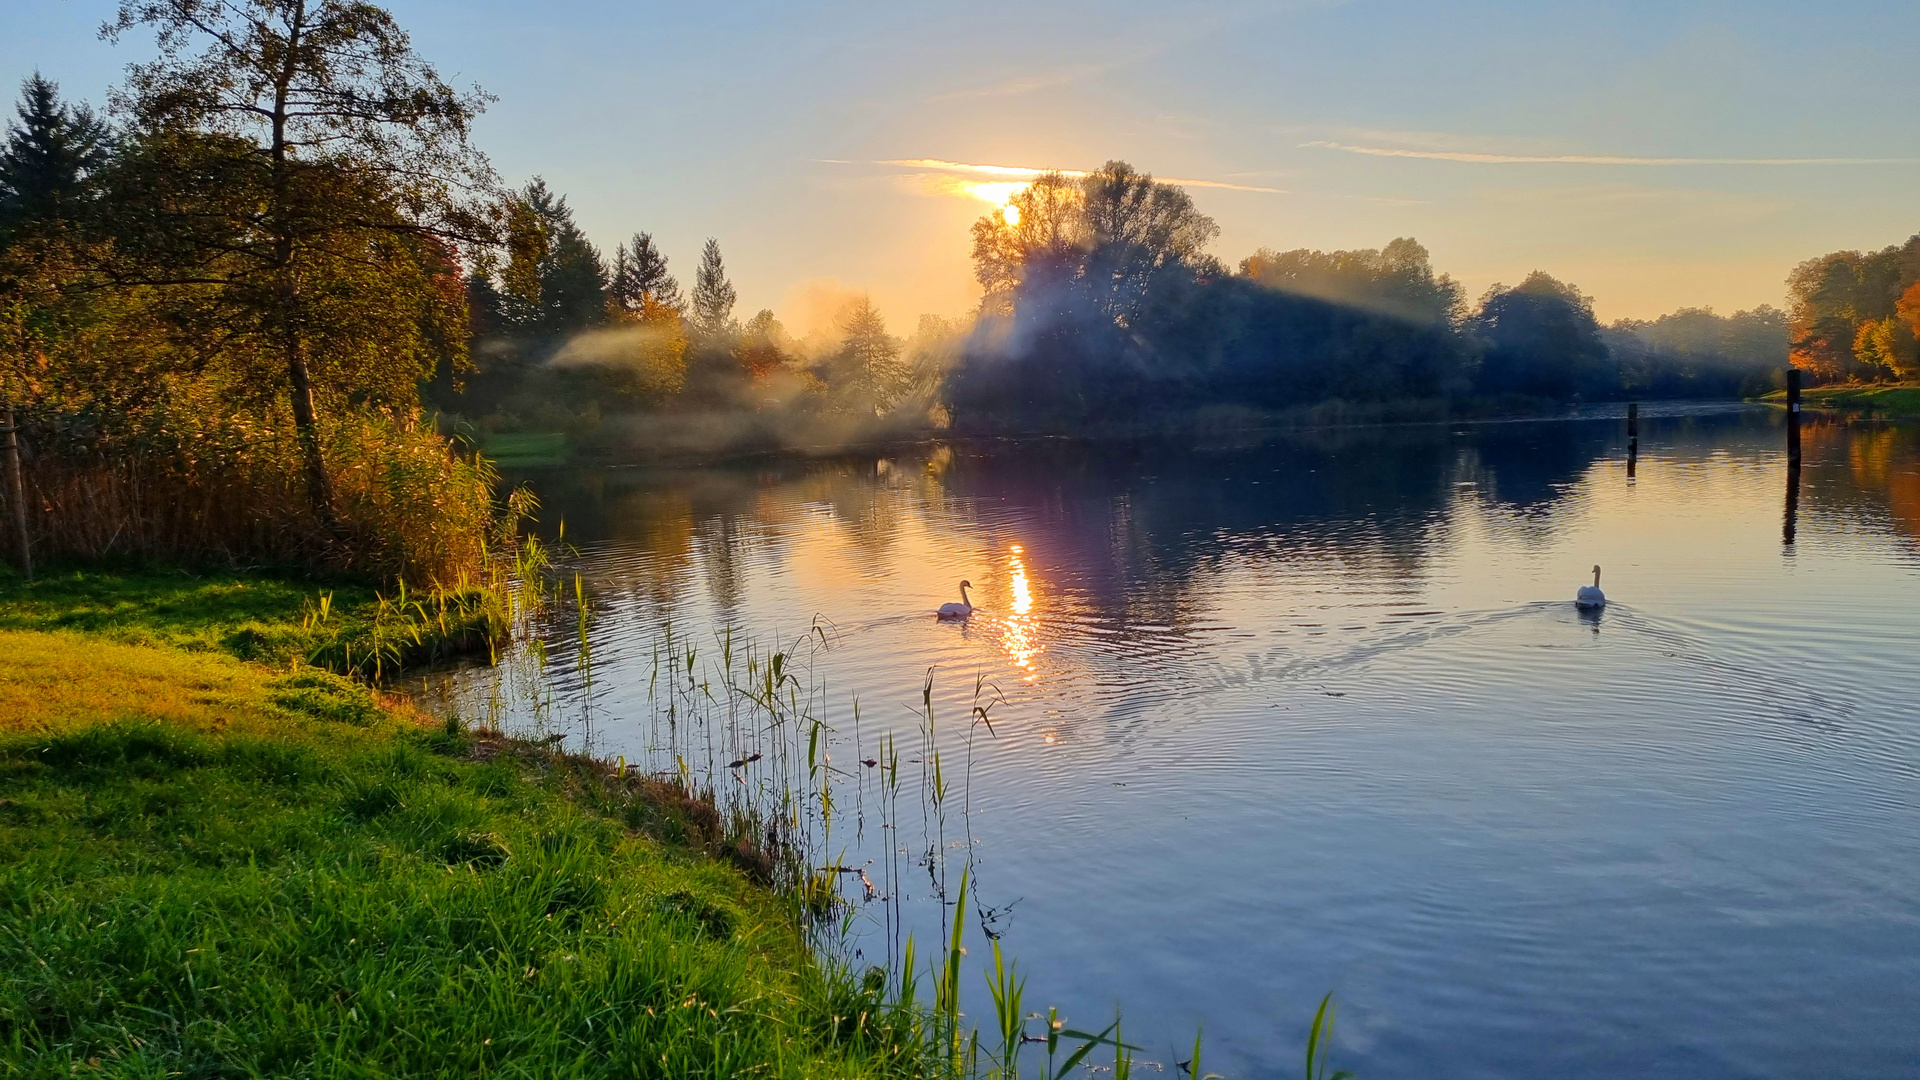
[1004,544,1040,678]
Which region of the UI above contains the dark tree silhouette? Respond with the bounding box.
[1471,272,1613,400]
[495,179,606,336]
[610,231,680,314]
[0,75,111,237]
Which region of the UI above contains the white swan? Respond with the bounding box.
[1575,565,1606,610]
[936,580,974,620]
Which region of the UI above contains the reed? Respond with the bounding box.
[1306,993,1354,1080]
[428,598,1354,1080]
[0,390,523,586]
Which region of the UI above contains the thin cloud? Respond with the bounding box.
[876,158,1285,193]
[931,66,1108,102]
[926,9,1267,103]
[881,158,1066,178]
[1302,141,1920,166]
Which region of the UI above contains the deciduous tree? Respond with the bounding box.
[1471,272,1613,399]
[100,0,495,523]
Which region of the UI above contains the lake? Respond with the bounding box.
[419,405,1920,1078]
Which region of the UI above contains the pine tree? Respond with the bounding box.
[0,74,111,236]
[503,180,605,336]
[690,237,736,340]
[830,296,905,414]
[609,231,680,314]
[490,180,607,337]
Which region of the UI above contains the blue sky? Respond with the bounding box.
[7,0,1918,332]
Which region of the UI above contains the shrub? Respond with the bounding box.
[2,382,520,585]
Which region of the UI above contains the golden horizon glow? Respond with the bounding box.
[962,182,1034,203]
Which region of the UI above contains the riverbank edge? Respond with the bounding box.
[480,394,1752,471]
[1757,382,1920,417]
[0,563,515,682]
[0,566,920,1076]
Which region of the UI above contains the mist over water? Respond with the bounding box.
[419,406,1920,1079]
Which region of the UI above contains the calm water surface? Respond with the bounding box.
[425,407,1920,1078]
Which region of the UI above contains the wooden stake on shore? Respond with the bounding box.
[2,404,29,580]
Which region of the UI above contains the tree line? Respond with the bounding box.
[946,163,1793,432]
[442,177,959,451]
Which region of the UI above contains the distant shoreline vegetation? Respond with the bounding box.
[426,164,1918,459]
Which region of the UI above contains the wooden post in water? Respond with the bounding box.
[1626,402,1639,478]
[1786,368,1802,467]
[2,404,28,580]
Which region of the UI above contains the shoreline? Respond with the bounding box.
[0,565,923,1077]
[1758,382,1920,418]
[483,396,1767,473]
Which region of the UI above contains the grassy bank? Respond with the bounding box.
[477,431,571,468]
[1761,382,1920,417]
[0,585,919,1076]
[0,566,510,681]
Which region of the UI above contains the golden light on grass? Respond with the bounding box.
[0,628,408,737]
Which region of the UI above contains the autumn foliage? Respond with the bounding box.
[1787,234,1920,382]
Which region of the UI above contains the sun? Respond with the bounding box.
[963,181,1026,226]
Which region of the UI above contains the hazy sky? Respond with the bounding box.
[7,0,1919,331]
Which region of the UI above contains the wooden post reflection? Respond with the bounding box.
[1783,368,1801,546]
[1784,461,1800,545]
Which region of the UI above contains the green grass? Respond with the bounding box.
[0,567,1346,1078]
[1760,382,1920,417]
[0,625,919,1077]
[481,431,570,468]
[0,565,506,681]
